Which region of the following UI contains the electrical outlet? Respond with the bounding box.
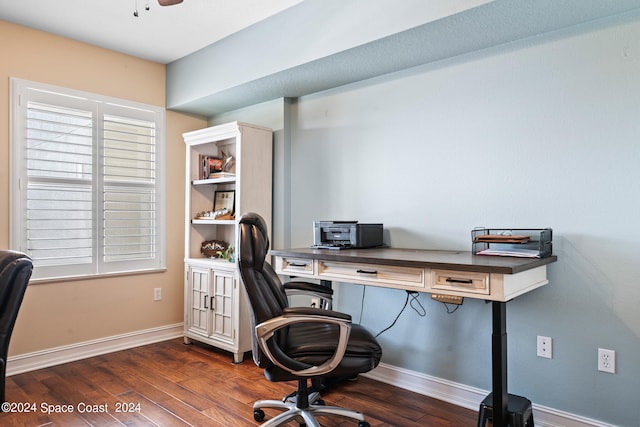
[598,348,615,373]
[154,287,162,301]
[537,336,552,359]
[310,298,320,308]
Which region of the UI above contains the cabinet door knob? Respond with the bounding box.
[210,296,215,311]
[203,295,209,309]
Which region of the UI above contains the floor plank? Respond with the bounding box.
[1,338,478,426]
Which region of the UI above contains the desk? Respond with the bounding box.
[271,247,557,427]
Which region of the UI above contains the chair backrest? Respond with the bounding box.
[0,251,33,357]
[238,212,289,367]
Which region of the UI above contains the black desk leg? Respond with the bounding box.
[492,301,508,427]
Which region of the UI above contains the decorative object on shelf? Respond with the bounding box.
[201,240,229,258]
[194,207,235,220]
[200,240,234,262]
[217,245,235,263]
[220,149,235,173]
[214,190,235,215]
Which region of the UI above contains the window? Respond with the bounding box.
[10,79,165,281]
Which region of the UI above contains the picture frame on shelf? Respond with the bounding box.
[214,190,235,214]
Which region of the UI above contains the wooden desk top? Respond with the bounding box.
[270,247,557,275]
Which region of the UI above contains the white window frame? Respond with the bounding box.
[10,78,166,281]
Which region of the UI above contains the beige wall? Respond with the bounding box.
[0,21,207,355]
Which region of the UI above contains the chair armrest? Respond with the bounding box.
[255,308,351,377]
[283,281,333,297]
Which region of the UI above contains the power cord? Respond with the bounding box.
[358,286,366,324]
[376,291,426,337]
[409,291,426,316]
[443,302,461,314]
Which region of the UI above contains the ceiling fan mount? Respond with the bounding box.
[158,0,184,5]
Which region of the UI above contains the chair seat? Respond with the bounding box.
[265,322,382,382]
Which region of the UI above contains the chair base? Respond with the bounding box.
[254,393,367,427]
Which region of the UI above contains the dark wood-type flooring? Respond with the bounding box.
[0,338,478,426]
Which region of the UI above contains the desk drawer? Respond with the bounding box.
[318,261,425,290]
[276,257,315,276]
[431,269,489,295]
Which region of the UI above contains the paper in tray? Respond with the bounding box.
[476,248,541,258]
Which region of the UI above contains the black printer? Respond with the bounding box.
[313,221,383,249]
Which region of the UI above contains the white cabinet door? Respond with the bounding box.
[186,265,211,337]
[210,268,236,344]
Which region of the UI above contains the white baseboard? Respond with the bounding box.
[6,323,183,376]
[363,362,485,411]
[364,363,617,427]
[7,330,617,427]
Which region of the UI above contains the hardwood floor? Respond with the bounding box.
[1,338,478,426]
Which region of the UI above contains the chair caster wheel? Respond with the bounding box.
[253,409,265,421]
[358,422,371,427]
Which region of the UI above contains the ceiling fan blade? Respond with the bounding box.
[158,0,184,6]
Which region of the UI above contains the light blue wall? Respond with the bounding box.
[210,11,640,427]
[285,14,640,427]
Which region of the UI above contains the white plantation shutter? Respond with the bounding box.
[26,102,94,271]
[102,114,157,265]
[11,79,165,280]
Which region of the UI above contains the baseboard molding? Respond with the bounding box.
[364,363,617,427]
[363,362,485,411]
[7,329,616,427]
[6,323,183,376]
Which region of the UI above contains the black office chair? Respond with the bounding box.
[238,212,382,427]
[0,250,33,405]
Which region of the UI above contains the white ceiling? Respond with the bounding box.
[0,0,303,64]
